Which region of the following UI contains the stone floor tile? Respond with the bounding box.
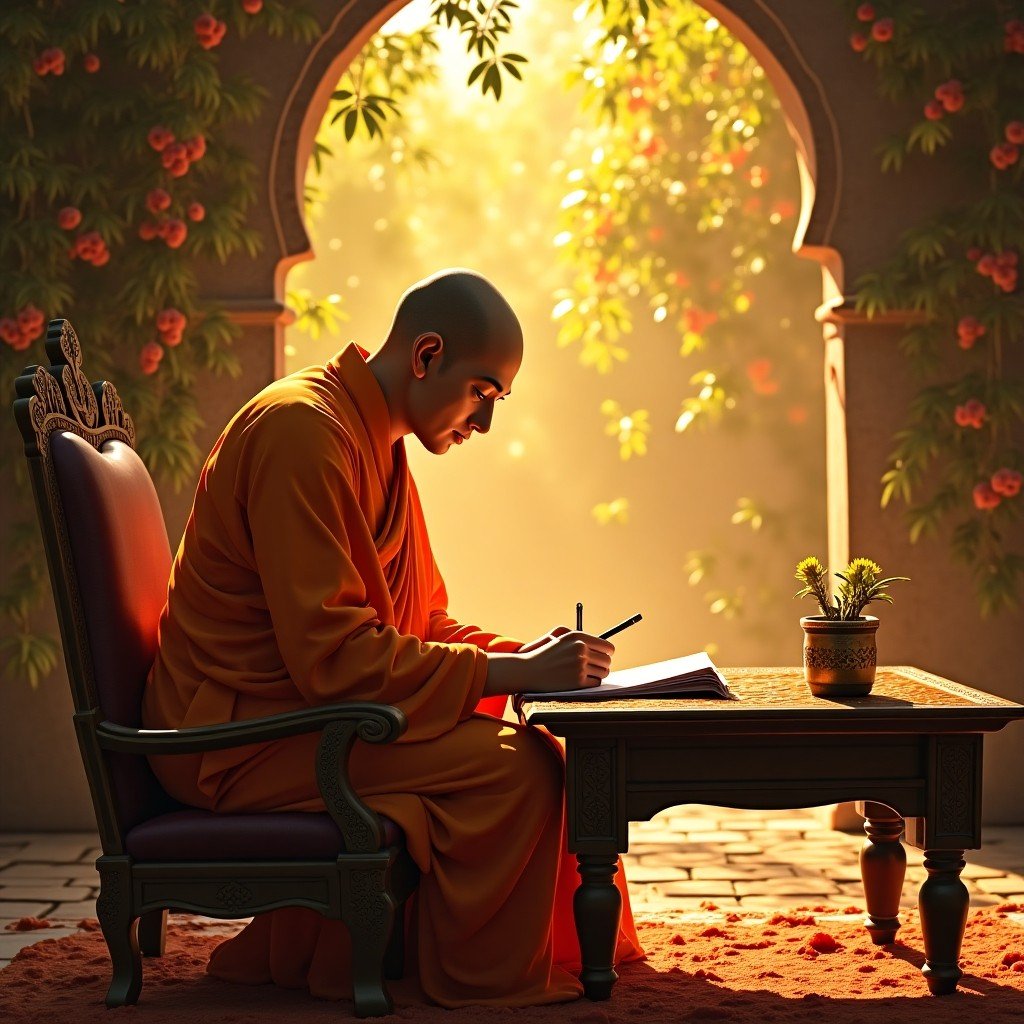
[686,831,750,844]
[0,863,99,881]
[734,878,840,896]
[961,861,1016,879]
[655,880,737,898]
[746,830,804,843]
[822,866,864,882]
[0,902,54,918]
[0,928,81,959]
[621,864,689,883]
[690,864,794,881]
[657,816,720,831]
[736,895,847,911]
[626,830,687,845]
[975,876,1024,896]
[47,900,99,919]
[641,896,744,911]
[759,817,825,832]
[0,885,92,902]
[719,843,765,855]
[15,841,95,864]
[634,851,721,866]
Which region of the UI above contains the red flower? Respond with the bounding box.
[991,143,1019,170]
[82,53,100,73]
[17,305,45,337]
[147,126,175,152]
[163,219,188,249]
[850,32,869,52]
[856,3,875,21]
[972,483,1001,511]
[34,47,65,76]
[57,206,82,230]
[242,0,263,11]
[156,308,186,333]
[187,202,205,222]
[184,136,206,161]
[146,188,172,213]
[964,399,986,427]
[138,221,159,241]
[934,80,963,113]
[1006,122,1024,145]
[195,14,227,49]
[991,469,1022,498]
[923,100,945,122]
[871,18,894,42]
[0,317,26,349]
[956,316,985,349]
[139,341,164,375]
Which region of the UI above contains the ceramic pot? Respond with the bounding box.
[800,615,879,697]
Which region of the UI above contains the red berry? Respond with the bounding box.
[90,249,110,267]
[850,32,869,52]
[242,0,263,11]
[924,100,945,121]
[991,468,1022,497]
[17,305,44,332]
[0,318,22,346]
[972,482,1001,510]
[57,206,82,230]
[856,3,875,21]
[187,201,205,222]
[977,254,996,276]
[40,47,65,75]
[138,221,158,241]
[964,398,986,427]
[164,219,187,249]
[194,13,217,35]
[871,18,894,41]
[146,188,172,213]
[184,136,206,161]
[156,308,186,333]
[168,159,190,178]
[1006,122,1024,144]
[162,328,184,347]
[82,53,100,73]
[954,405,973,427]
[32,56,49,76]
[147,126,175,152]
[161,142,187,169]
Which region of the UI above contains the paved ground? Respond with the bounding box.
[3,808,1023,968]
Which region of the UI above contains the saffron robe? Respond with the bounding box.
[141,342,643,1007]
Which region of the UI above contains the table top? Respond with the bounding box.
[523,666,1024,732]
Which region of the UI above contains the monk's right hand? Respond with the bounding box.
[483,631,614,696]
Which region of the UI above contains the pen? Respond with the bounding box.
[576,602,583,631]
[598,612,643,641]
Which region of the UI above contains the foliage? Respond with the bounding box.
[0,0,321,684]
[795,555,910,621]
[846,0,1024,616]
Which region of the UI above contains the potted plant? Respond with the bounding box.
[794,556,910,697]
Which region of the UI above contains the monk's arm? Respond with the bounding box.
[242,405,492,742]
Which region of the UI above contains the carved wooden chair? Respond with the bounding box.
[12,319,418,1018]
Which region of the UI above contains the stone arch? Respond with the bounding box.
[265,0,853,570]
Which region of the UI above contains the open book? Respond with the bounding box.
[522,652,736,702]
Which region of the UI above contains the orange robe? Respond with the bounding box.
[141,342,643,1007]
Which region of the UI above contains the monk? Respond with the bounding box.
[141,268,644,1007]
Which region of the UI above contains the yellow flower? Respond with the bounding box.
[592,498,629,525]
[602,400,650,459]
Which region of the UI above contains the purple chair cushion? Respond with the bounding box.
[125,809,404,861]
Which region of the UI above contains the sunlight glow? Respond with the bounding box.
[552,298,574,319]
[561,189,588,208]
[508,440,526,458]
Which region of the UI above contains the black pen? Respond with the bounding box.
[598,613,643,640]
[576,601,583,631]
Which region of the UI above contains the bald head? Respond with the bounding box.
[385,269,523,368]
[366,269,523,451]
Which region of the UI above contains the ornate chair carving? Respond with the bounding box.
[12,320,418,1018]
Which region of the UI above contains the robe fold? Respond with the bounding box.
[141,342,644,1007]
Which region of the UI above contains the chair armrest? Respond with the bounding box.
[93,703,406,754]
[91,703,406,854]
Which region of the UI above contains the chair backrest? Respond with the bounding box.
[12,319,179,846]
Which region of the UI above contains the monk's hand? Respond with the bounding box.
[517,624,572,654]
[483,632,614,696]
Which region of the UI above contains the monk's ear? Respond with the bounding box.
[412,333,443,379]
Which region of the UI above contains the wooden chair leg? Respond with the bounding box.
[383,899,405,980]
[345,867,396,1018]
[96,859,142,1007]
[138,908,167,957]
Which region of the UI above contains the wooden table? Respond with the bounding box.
[524,665,1024,999]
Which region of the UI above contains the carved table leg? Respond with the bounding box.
[919,849,969,995]
[575,853,621,1000]
[859,803,906,945]
[138,908,167,957]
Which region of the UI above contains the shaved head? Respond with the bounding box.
[385,268,523,368]
[366,269,524,452]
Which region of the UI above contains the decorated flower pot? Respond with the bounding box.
[800,615,879,697]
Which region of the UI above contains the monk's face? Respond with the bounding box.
[408,333,521,455]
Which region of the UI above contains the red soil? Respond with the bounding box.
[1,905,1022,1023]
